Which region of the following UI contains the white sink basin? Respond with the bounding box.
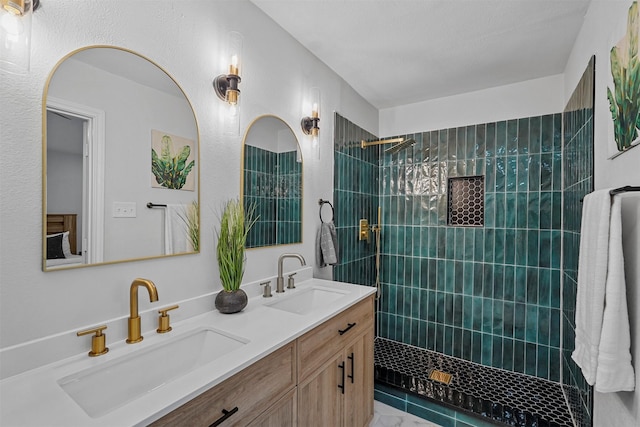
[57,327,248,418]
[265,286,349,315]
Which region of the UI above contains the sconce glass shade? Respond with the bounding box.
[213,31,243,105]
[301,87,321,136]
[0,0,36,74]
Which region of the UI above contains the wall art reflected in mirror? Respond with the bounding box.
[242,115,302,248]
[43,46,200,271]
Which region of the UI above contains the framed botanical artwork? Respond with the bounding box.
[151,129,196,191]
[607,0,640,158]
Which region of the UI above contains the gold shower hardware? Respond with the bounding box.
[428,369,453,385]
[76,325,109,357]
[359,219,370,242]
[156,304,179,334]
[360,137,404,149]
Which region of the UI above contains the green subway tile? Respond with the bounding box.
[437,260,446,292]
[528,154,541,191]
[491,122,502,157]
[517,117,530,154]
[483,264,494,299]
[493,300,504,335]
[463,296,473,329]
[525,342,537,376]
[514,303,526,340]
[503,301,515,337]
[493,264,504,300]
[513,340,525,372]
[463,262,474,295]
[428,259,437,290]
[436,292,445,324]
[503,338,514,371]
[482,333,493,365]
[506,156,517,191]
[550,309,561,348]
[474,229,484,262]
[472,331,483,364]
[494,229,505,265]
[454,294,463,327]
[445,228,455,259]
[482,298,493,333]
[484,229,495,263]
[527,230,540,267]
[526,304,538,342]
[507,119,519,155]
[444,325,454,355]
[529,116,542,154]
[473,263,484,296]
[515,229,527,266]
[427,291,436,322]
[538,268,551,307]
[516,193,528,228]
[538,306,550,346]
[454,261,464,294]
[462,329,472,360]
[517,155,529,192]
[537,345,550,379]
[472,124,482,158]
[472,297,483,330]
[515,267,527,302]
[463,228,475,261]
[455,228,465,261]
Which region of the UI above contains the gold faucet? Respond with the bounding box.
[126,278,158,344]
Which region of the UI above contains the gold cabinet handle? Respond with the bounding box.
[157,305,179,333]
[76,325,109,357]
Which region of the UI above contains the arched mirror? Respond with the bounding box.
[43,46,200,270]
[242,115,302,248]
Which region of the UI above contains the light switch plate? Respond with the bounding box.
[113,202,137,218]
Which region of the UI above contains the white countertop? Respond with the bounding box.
[0,277,376,426]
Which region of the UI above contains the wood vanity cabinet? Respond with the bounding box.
[150,294,374,427]
[150,341,296,427]
[297,295,375,427]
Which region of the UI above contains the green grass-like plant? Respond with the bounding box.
[179,200,200,252]
[216,199,257,292]
[151,134,196,189]
[607,1,640,152]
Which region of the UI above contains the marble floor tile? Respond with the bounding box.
[369,401,442,427]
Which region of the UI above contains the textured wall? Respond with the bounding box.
[0,0,378,353]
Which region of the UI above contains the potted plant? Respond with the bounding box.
[214,198,256,313]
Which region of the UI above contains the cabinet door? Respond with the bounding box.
[247,389,297,427]
[298,353,343,427]
[344,328,375,427]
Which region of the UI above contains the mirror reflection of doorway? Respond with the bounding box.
[46,100,105,266]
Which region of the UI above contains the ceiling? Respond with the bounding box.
[251,0,591,109]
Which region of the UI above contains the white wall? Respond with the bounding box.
[564,1,640,425]
[379,74,565,136]
[0,0,377,351]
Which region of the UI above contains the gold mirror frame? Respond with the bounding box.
[240,115,303,248]
[42,45,200,271]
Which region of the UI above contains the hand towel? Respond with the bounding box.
[593,196,635,392]
[571,190,635,392]
[164,204,188,255]
[316,221,339,267]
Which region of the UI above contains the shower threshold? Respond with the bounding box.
[374,337,584,427]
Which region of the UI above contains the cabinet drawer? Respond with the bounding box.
[151,341,296,427]
[297,295,374,382]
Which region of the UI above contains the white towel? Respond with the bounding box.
[571,190,635,392]
[316,221,339,267]
[164,204,188,255]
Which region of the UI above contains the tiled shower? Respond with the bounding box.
[333,59,594,427]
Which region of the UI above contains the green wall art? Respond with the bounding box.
[607,1,640,152]
[151,130,196,190]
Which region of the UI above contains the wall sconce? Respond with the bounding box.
[301,87,321,138]
[213,31,243,106]
[0,0,39,74]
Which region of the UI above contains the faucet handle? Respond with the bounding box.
[287,272,297,289]
[261,281,273,298]
[77,325,109,357]
[157,305,179,334]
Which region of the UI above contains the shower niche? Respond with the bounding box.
[447,175,485,227]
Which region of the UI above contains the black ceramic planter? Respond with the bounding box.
[215,288,248,314]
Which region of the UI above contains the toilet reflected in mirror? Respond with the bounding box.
[241,115,302,248]
[43,46,200,270]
